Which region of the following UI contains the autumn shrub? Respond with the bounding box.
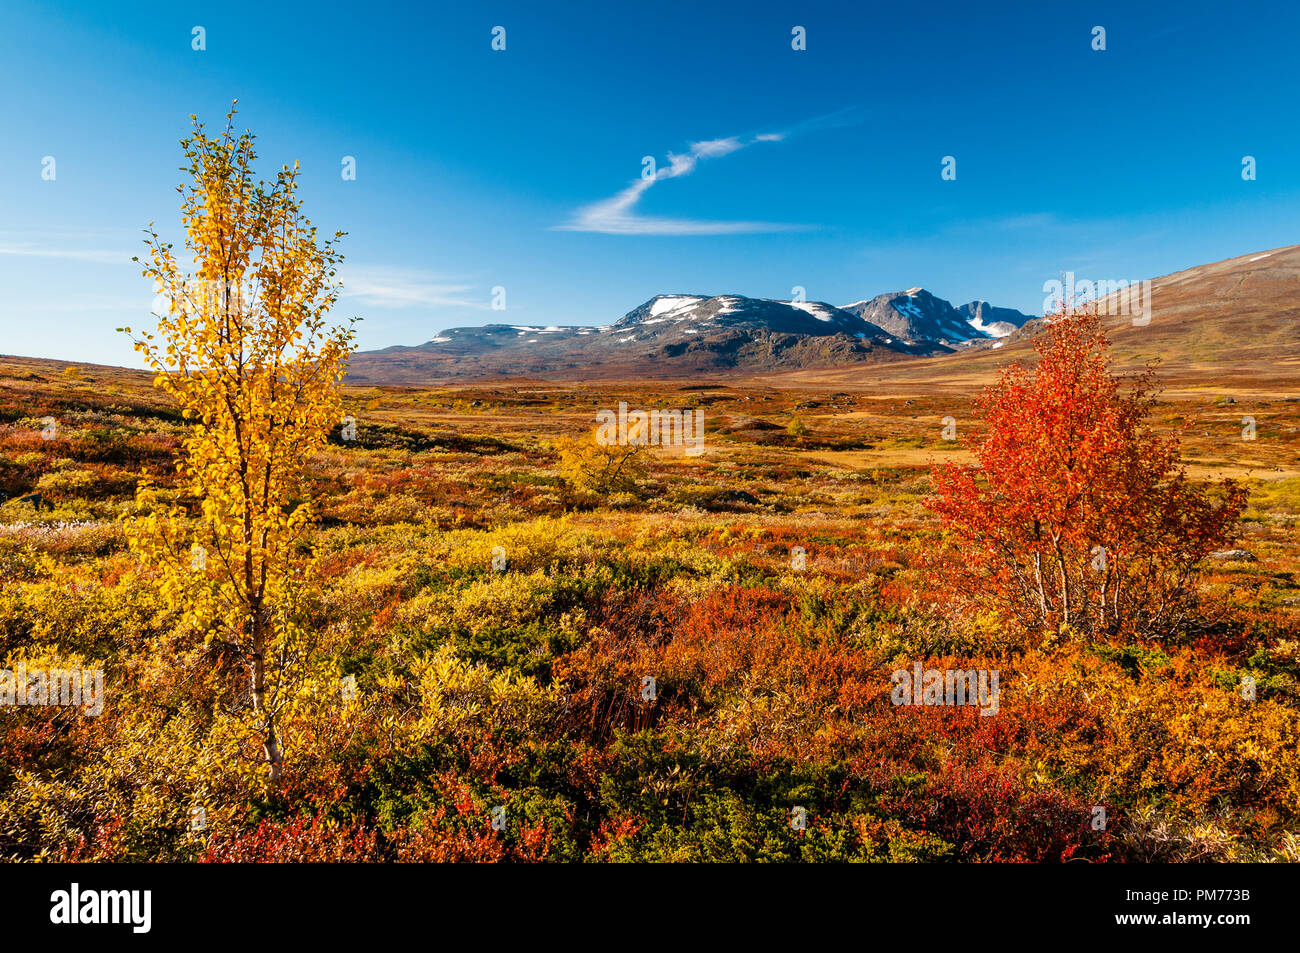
[878,763,1112,862]
[556,429,646,496]
[929,309,1247,643]
[1012,644,1300,822]
[201,810,380,862]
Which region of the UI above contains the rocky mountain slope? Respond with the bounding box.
[346,289,1034,384]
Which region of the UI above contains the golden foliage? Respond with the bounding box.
[121,105,355,784]
[556,428,646,495]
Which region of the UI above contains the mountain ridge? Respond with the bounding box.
[345,244,1297,385]
[346,288,1035,384]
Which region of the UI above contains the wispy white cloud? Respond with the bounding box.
[339,266,487,310]
[689,137,745,160]
[556,130,808,236]
[556,108,870,236]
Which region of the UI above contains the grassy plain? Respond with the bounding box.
[1,350,1297,861]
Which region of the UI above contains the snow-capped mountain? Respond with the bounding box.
[614,294,895,340]
[838,289,1034,347]
[957,300,1035,338]
[346,289,1034,384]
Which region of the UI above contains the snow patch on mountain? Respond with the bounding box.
[966,313,1014,338]
[790,301,835,322]
[649,295,704,317]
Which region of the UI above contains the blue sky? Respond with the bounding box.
[2,0,1298,366]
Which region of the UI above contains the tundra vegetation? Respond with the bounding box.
[1,119,1297,863]
[4,331,1296,862]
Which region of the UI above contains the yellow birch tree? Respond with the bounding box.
[122,104,356,785]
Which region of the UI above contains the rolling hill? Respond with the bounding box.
[767,244,1300,396]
